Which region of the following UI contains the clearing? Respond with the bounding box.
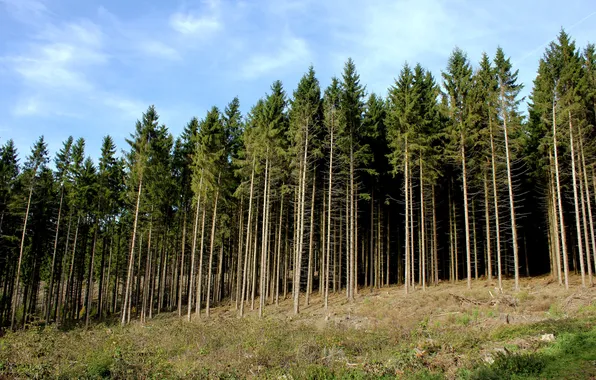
[1,275,595,379]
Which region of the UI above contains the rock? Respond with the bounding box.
[483,354,495,364]
[541,333,555,342]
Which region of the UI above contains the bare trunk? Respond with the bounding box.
[11,183,34,329]
[187,172,203,321]
[206,174,221,317]
[275,193,284,306]
[549,152,563,284]
[490,129,503,290]
[85,226,99,328]
[569,111,586,287]
[473,202,478,280]
[121,176,142,325]
[349,140,355,300]
[46,186,64,322]
[294,128,309,314]
[420,159,426,291]
[196,203,207,316]
[502,106,520,289]
[404,140,410,294]
[305,177,315,306]
[553,101,569,289]
[178,211,187,317]
[461,132,472,289]
[259,157,270,317]
[484,170,492,282]
[432,188,438,285]
[325,133,333,307]
[235,198,244,310]
[580,133,595,285]
[240,158,256,317]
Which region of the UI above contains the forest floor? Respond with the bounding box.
[1,275,596,379]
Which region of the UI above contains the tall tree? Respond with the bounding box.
[442,48,475,289]
[11,136,49,329]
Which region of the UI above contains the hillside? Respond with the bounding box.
[1,276,595,379]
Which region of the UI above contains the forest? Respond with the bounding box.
[0,29,595,332]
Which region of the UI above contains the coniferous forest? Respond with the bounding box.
[2,30,596,331]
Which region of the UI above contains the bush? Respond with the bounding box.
[86,353,113,379]
[468,351,545,380]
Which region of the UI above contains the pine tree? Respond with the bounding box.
[11,136,49,329]
[442,48,475,289]
[494,47,524,289]
[339,59,367,300]
[289,68,320,313]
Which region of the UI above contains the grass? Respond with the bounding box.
[465,325,596,379]
[0,275,594,379]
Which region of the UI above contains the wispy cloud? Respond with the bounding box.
[138,40,181,60]
[169,12,221,35]
[0,8,147,119]
[13,96,41,116]
[0,0,49,22]
[100,95,146,121]
[316,0,496,93]
[242,36,311,79]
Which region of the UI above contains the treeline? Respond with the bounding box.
[1,31,595,329]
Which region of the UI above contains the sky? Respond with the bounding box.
[1,0,595,163]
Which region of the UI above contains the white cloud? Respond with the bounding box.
[0,0,48,22]
[13,96,41,116]
[101,95,146,120]
[169,12,221,35]
[7,20,107,92]
[1,10,149,120]
[139,40,181,61]
[242,36,311,79]
[310,0,498,94]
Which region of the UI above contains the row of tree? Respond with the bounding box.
[1,31,594,329]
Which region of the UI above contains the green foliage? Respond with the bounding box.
[467,351,545,380]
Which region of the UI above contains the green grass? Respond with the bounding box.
[466,324,596,379]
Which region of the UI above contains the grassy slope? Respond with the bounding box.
[0,276,595,379]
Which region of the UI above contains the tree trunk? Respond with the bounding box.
[11,182,34,330]
[349,139,355,301]
[206,175,221,317]
[484,170,492,282]
[490,129,503,290]
[259,157,270,317]
[432,188,438,285]
[275,193,284,306]
[122,176,142,325]
[178,210,187,317]
[579,133,595,285]
[502,102,520,290]
[549,151,563,284]
[404,140,410,294]
[305,177,315,306]
[240,158,256,317]
[85,225,99,328]
[46,185,64,322]
[187,173,203,321]
[420,159,426,291]
[294,128,309,314]
[553,100,569,289]
[461,131,472,289]
[473,202,478,280]
[196,203,207,316]
[569,111,586,287]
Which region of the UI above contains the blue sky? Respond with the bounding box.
[1,0,595,162]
